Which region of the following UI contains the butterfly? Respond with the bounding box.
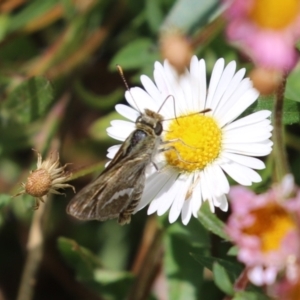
[66,107,164,225]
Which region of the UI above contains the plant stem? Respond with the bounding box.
[223,268,250,300]
[127,216,164,300]
[16,198,50,300]
[272,75,290,182]
[17,95,70,300]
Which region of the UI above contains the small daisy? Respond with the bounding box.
[223,0,300,72]
[226,175,300,286]
[15,151,75,209]
[107,56,273,224]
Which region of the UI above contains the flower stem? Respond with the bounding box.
[17,95,69,300]
[272,75,290,182]
[16,197,50,300]
[127,216,164,300]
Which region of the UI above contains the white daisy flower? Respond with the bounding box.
[107,56,273,225]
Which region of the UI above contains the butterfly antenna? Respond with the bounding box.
[116,65,141,113]
[158,95,180,125]
[163,108,212,121]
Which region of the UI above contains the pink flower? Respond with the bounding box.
[223,0,300,72]
[226,175,300,286]
[271,257,300,299]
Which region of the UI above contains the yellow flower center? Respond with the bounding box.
[243,203,296,253]
[249,0,300,29]
[164,113,222,172]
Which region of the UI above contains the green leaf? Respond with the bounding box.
[0,194,11,227]
[161,0,219,33]
[0,36,38,60]
[57,237,134,299]
[89,111,126,141]
[286,64,300,102]
[0,14,10,42]
[93,269,133,299]
[1,76,54,125]
[280,98,300,125]
[227,246,238,256]
[57,237,103,280]
[74,80,123,110]
[233,291,269,300]
[191,254,243,278]
[0,194,11,208]
[213,262,234,296]
[7,0,57,33]
[242,97,300,125]
[197,202,229,240]
[109,38,160,71]
[163,218,210,300]
[146,0,164,34]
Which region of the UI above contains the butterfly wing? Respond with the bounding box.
[67,130,153,222]
[66,159,146,221]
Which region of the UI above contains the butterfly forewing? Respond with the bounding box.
[66,113,163,224]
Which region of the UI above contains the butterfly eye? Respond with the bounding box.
[154,122,163,135]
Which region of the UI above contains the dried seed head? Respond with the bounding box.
[249,67,283,95]
[14,150,75,209]
[160,30,193,74]
[25,169,52,197]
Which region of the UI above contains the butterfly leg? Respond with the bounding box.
[158,146,197,164]
[161,138,198,149]
[118,182,144,225]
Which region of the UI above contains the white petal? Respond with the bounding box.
[110,119,135,129]
[224,141,273,156]
[151,172,179,215]
[115,104,139,122]
[248,266,265,286]
[181,198,193,225]
[106,126,133,141]
[137,170,176,212]
[225,110,271,131]
[154,61,170,97]
[206,58,225,109]
[199,59,207,111]
[189,56,200,112]
[209,164,230,194]
[128,87,158,112]
[217,194,228,211]
[152,177,180,215]
[200,171,215,212]
[224,119,272,137]
[180,75,193,111]
[221,162,262,185]
[140,75,163,106]
[210,61,236,111]
[214,68,246,117]
[280,174,295,197]
[219,88,259,127]
[106,144,121,159]
[223,130,272,144]
[221,152,265,169]
[191,177,202,217]
[205,165,225,197]
[168,175,191,223]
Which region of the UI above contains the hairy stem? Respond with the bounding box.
[17,95,70,300]
[272,75,290,182]
[16,198,50,300]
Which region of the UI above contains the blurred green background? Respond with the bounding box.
[0,0,299,300]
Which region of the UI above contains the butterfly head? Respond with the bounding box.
[136,108,164,136]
